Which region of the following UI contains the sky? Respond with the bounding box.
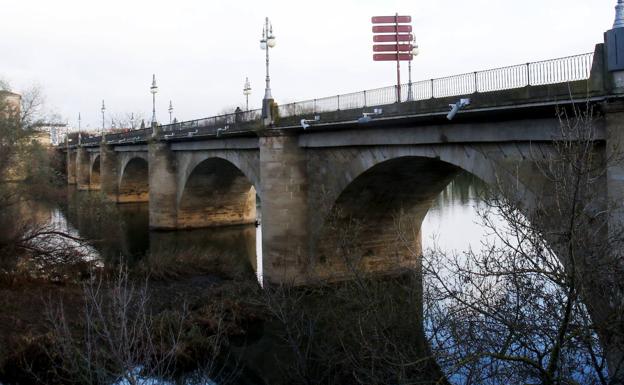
[0,0,615,131]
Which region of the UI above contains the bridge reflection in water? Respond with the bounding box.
[54,173,487,284]
[59,187,263,282]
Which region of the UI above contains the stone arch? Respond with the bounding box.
[308,143,553,280]
[177,151,261,202]
[176,155,258,229]
[118,156,149,203]
[90,154,101,190]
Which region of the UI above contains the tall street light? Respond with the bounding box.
[243,77,252,111]
[100,100,106,135]
[150,74,158,125]
[407,38,420,101]
[260,17,276,119]
[168,101,174,124]
[78,112,82,145]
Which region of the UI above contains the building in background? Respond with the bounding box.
[32,123,68,146]
[0,90,21,118]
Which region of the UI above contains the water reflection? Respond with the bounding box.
[38,171,489,282]
[59,188,262,280]
[422,171,490,253]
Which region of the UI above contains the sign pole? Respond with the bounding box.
[395,12,401,103]
[372,14,412,102]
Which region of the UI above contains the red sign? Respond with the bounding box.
[373,34,413,43]
[373,54,413,61]
[373,44,413,52]
[372,25,412,33]
[372,15,411,24]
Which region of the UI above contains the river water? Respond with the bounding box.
[22,171,489,282]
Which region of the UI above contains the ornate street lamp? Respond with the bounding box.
[168,100,174,124]
[407,37,420,101]
[243,77,252,111]
[150,74,158,125]
[100,100,106,135]
[260,17,276,119]
[78,112,82,145]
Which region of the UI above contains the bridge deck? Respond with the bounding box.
[72,52,601,148]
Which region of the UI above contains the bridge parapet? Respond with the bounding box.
[69,50,601,149]
[79,109,264,146]
[276,52,595,120]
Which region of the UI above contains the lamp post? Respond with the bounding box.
[243,77,252,111]
[65,123,69,150]
[168,101,173,124]
[100,100,105,135]
[78,112,82,145]
[407,38,420,101]
[260,17,276,119]
[150,74,158,125]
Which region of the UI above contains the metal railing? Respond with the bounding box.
[160,108,262,135]
[277,52,594,117]
[72,51,594,147]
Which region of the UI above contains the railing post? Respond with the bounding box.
[337,95,340,111]
[313,99,317,114]
[526,62,531,86]
[363,90,367,107]
[430,79,435,99]
[474,71,478,93]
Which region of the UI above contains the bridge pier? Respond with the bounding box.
[76,147,90,190]
[66,150,77,185]
[148,141,178,229]
[100,143,119,202]
[259,133,309,285]
[89,153,101,190]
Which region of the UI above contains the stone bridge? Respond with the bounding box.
[63,40,624,286]
[59,20,624,378]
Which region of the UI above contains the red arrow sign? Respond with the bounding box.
[372,15,411,24]
[372,25,412,33]
[373,44,413,52]
[373,53,413,61]
[373,34,413,43]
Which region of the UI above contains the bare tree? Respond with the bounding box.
[418,102,624,385]
[42,265,185,385]
[40,264,236,385]
[19,84,47,129]
[0,82,89,280]
[110,112,147,130]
